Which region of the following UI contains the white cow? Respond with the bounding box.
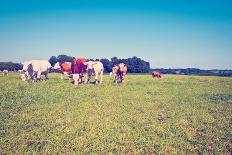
[3,69,8,76]
[18,70,23,73]
[84,61,104,84]
[22,60,51,81]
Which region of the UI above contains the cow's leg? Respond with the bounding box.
[73,74,79,85]
[25,71,31,80]
[45,72,49,80]
[79,74,83,83]
[85,71,91,84]
[113,75,115,83]
[31,72,37,82]
[115,75,118,83]
[37,71,42,81]
[84,73,88,83]
[99,70,103,84]
[113,74,117,83]
[122,74,126,82]
[95,72,99,84]
[68,74,72,81]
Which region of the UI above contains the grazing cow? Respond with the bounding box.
[71,58,87,85]
[3,69,8,76]
[84,61,104,84]
[152,71,162,78]
[18,70,23,74]
[109,72,113,77]
[22,60,51,81]
[53,62,72,80]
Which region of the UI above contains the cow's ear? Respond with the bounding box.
[83,62,87,65]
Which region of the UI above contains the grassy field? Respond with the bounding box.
[0,73,231,154]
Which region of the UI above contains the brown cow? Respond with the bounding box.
[113,63,127,83]
[53,62,72,80]
[152,71,162,78]
[71,58,87,85]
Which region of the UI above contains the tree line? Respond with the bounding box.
[1,55,231,76]
[0,55,150,73]
[0,62,22,71]
[49,55,150,73]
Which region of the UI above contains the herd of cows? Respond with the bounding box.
[19,58,128,85]
[1,58,162,85]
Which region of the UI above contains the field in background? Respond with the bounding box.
[0,73,231,154]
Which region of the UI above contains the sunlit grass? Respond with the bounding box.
[0,73,231,154]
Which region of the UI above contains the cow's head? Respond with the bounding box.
[22,61,33,80]
[83,61,97,70]
[118,63,126,72]
[21,73,28,81]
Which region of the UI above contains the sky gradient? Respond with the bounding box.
[0,0,231,69]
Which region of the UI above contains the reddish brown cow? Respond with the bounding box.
[71,58,87,85]
[152,71,162,78]
[60,62,71,73]
[53,62,72,80]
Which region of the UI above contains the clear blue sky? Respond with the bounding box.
[0,0,231,69]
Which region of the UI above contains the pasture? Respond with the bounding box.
[0,73,231,154]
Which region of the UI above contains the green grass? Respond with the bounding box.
[0,73,232,154]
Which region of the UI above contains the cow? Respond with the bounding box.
[3,69,8,76]
[22,60,51,81]
[53,62,72,80]
[109,72,113,76]
[117,63,127,83]
[152,71,162,78]
[83,60,104,84]
[18,70,23,73]
[112,63,127,83]
[71,58,87,85]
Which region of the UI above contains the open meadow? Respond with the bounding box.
[0,73,231,154]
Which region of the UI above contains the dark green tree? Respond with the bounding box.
[0,62,23,71]
[57,55,74,62]
[100,58,112,73]
[111,57,119,66]
[49,56,58,66]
